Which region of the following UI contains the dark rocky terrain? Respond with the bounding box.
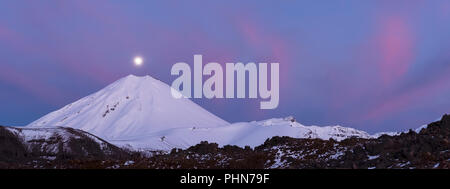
[1,115,449,169]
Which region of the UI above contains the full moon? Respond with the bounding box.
[134,56,143,66]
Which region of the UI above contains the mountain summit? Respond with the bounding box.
[28,75,229,142]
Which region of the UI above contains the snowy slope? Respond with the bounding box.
[111,116,372,151]
[27,75,229,140]
[2,126,123,157]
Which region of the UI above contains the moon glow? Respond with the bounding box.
[134,56,143,66]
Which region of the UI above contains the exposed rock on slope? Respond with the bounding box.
[0,126,128,167]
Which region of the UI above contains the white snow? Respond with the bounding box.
[414,125,428,133]
[329,151,345,160]
[368,155,380,160]
[372,124,429,138]
[124,160,135,166]
[433,163,440,168]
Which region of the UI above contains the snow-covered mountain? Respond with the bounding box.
[28,75,229,140]
[27,75,373,151]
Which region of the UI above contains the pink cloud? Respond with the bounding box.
[375,15,415,86]
[236,18,292,63]
[234,17,293,92]
[0,26,40,54]
[0,65,66,105]
[362,66,450,121]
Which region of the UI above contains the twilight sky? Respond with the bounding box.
[1,1,450,133]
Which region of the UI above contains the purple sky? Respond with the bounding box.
[1,1,450,133]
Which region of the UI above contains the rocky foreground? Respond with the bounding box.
[1,115,449,169]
